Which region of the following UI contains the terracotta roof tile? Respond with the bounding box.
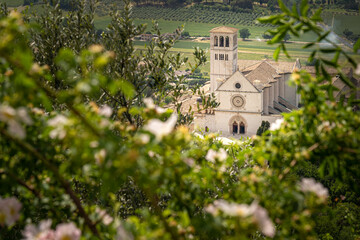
[210,26,238,34]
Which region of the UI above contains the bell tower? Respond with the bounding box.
[209,26,238,92]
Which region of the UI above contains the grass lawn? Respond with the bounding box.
[0,0,23,7]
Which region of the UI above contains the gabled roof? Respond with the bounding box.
[216,71,260,92]
[244,61,279,85]
[210,26,238,34]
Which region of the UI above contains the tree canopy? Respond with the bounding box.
[239,28,251,40]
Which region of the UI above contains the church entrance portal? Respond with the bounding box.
[228,115,247,135]
[232,122,238,134]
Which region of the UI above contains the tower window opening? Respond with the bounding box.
[214,36,218,47]
[225,54,228,61]
[215,54,218,60]
[219,54,224,60]
[225,36,229,47]
[220,36,224,47]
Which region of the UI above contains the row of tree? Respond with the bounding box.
[23,0,75,10]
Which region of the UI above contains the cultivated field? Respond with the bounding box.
[322,12,360,35]
[133,39,359,74]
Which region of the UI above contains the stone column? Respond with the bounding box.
[263,86,269,115]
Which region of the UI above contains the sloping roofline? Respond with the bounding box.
[210,26,238,34]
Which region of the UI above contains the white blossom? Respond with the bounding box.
[356,64,360,75]
[143,98,167,114]
[183,158,195,167]
[7,120,26,139]
[95,208,113,226]
[144,113,177,140]
[143,98,155,109]
[116,224,133,240]
[205,148,227,163]
[0,105,33,139]
[0,105,16,122]
[205,200,275,238]
[95,149,106,165]
[17,107,33,125]
[48,115,69,139]
[216,137,235,145]
[269,118,284,131]
[253,203,276,238]
[23,220,55,240]
[193,132,204,139]
[99,105,113,117]
[54,223,81,240]
[138,134,150,144]
[300,178,329,199]
[0,196,22,226]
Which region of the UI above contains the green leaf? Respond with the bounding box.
[269,30,287,44]
[320,64,331,81]
[304,42,315,49]
[353,37,360,53]
[118,80,135,99]
[321,58,337,67]
[292,4,299,18]
[300,0,309,16]
[311,8,322,22]
[319,48,337,53]
[278,0,291,15]
[257,15,279,23]
[281,43,290,58]
[308,50,316,62]
[317,31,330,42]
[338,71,356,89]
[273,45,281,61]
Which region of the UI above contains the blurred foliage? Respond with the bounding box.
[0,0,359,239]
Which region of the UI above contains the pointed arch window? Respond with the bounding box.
[220,36,224,47]
[214,36,218,46]
[240,122,245,134]
[225,36,229,47]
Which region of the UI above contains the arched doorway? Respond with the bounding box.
[228,115,247,135]
[232,121,238,134]
[240,122,245,134]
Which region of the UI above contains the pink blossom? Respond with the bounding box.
[300,178,329,199]
[205,148,227,163]
[99,105,113,117]
[54,223,81,240]
[23,220,55,240]
[205,200,275,238]
[0,196,22,226]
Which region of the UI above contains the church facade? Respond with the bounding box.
[195,26,301,137]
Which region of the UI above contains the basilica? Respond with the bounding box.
[194,26,301,137]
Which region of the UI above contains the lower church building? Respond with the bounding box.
[194,26,301,137]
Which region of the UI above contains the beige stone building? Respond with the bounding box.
[195,26,301,137]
